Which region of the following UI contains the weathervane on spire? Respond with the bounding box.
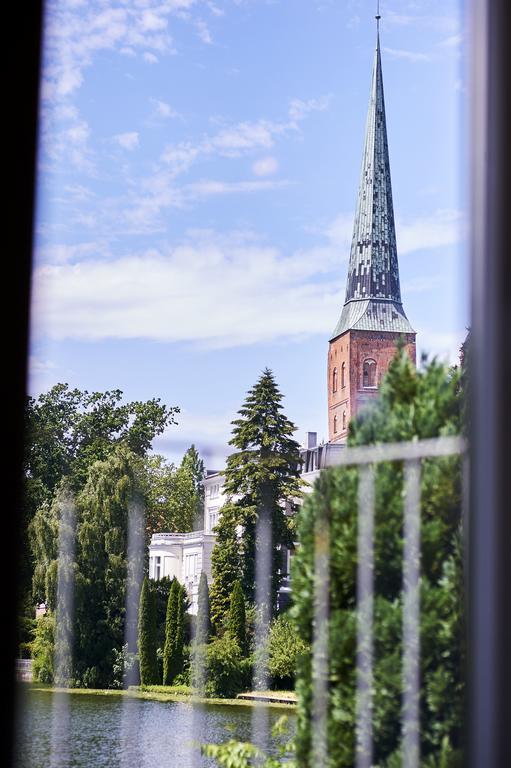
[376,0,381,29]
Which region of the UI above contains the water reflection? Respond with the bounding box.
[15,687,295,768]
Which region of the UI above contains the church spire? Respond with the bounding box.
[330,13,414,341]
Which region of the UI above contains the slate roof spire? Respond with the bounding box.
[330,12,414,340]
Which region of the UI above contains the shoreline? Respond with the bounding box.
[25,683,297,710]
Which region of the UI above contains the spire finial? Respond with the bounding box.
[376,0,381,29]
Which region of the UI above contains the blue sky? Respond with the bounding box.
[30,0,467,468]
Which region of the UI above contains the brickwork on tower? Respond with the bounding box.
[328,331,416,443]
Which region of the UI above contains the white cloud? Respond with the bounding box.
[396,209,464,254]
[252,156,279,177]
[185,178,289,198]
[196,19,213,44]
[417,330,466,365]
[288,95,332,123]
[35,240,109,265]
[31,230,343,347]
[383,47,431,63]
[113,131,140,150]
[41,1,198,103]
[159,97,331,179]
[143,51,159,64]
[32,207,464,347]
[151,99,180,119]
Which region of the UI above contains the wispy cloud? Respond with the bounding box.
[383,47,431,63]
[113,131,139,150]
[396,209,464,254]
[41,1,200,104]
[252,156,279,177]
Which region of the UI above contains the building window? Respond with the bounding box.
[363,358,377,388]
[343,410,347,430]
[341,362,346,388]
[332,367,338,393]
[154,556,161,580]
[333,414,338,433]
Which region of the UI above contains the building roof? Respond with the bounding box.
[331,25,414,341]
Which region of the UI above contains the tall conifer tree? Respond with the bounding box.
[138,577,159,685]
[228,580,247,655]
[162,578,179,684]
[196,571,211,645]
[223,368,303,614]
[209,502,243,630]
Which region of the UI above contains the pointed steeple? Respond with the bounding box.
[330,17,414,341]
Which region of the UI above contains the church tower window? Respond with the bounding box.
[342,410,347,431]
[341,362,346,388]
[332,368,338,393]
[333,414,338,433]
[363,359,377,388]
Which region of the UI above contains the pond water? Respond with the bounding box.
[14,686,295,768]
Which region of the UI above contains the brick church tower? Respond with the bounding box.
[328,15,416,443]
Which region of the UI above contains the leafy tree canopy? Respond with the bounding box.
[25,383,179,495]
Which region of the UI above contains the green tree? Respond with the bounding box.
[31,615,55,684]
[163,579,185,684]
[228,580,247,655]
[292,350,464,767]
[181,444,206,528]
[202,634,245,699]
[196,571,211,645]
[268,613,309,689]
[223,368,303,614]
[73,445,145,688]
[209,502,243,630]
[144,445,205,535]
[138,577,159,685]
[23,385,177,612]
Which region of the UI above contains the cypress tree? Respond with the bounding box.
[228,580,247,655]
[138,577,159,685]
[162,578,179,684]
[196,571,211,645]
[173,584,185,678]
[223,368,303,614]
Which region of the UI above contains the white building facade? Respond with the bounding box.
[148,433,344,613]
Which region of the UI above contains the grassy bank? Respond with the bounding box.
[27,683,296,710]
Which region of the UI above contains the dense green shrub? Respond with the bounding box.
[31,615,55,684]
[268,613,309,688]
[201,635,245,698]
[291,351,465,767]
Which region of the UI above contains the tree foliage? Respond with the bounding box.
[23,384,178,607]
[138,577,159,685]
[73,445,145,688]
[221,368,303,614]
[196,571,211,645]
[163,579,185,684]
[209,502,243,630]
[268,613,309,688]
[292,350,464,767]
[144,445,205,535]
[228,580,247,655]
